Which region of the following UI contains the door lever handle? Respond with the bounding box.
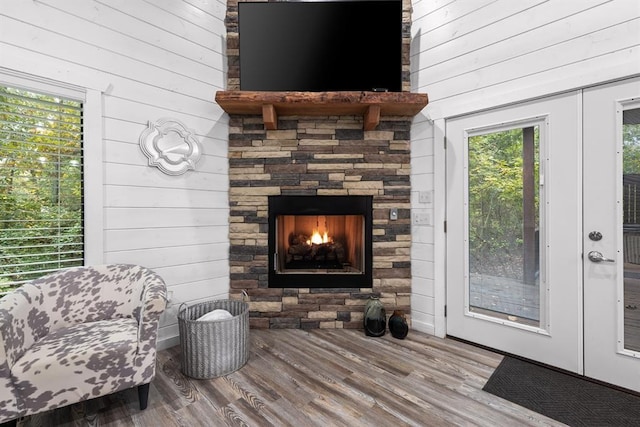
[588,251,615,263]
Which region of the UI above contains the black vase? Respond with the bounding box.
[388,310,408,339]
[363,297,386,337]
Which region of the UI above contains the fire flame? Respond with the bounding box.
[307,229,330,245]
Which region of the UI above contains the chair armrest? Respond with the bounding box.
[136,270,167,353]
[0,309,13,372]
[0,284,46,367]
[0,284,45,422]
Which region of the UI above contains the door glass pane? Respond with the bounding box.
[468,126,541,326]
[623,107,640,352]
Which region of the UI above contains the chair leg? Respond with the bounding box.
[138,383,150,410]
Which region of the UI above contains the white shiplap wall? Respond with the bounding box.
[0,0,229,348]
[409,0,640,336]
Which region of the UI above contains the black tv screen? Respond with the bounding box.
[238,1,402,92]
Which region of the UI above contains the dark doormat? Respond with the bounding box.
[483,356,640,426]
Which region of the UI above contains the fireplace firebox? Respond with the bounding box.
[268,196,373,288]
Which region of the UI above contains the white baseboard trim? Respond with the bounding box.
[410,319,435,336]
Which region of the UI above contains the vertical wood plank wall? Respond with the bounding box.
[409,0,640,336]
[0,0,230,348]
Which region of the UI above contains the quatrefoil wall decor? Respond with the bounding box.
[139,118,202,175]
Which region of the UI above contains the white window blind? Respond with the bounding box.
[0,85,84,293]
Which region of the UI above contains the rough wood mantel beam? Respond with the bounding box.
[215,91,428,130]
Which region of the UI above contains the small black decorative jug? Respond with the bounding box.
[388,310,408,339]
[364,296,386,337]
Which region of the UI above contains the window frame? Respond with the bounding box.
[0,69,104,278]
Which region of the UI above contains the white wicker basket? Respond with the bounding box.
[178,298,249,379]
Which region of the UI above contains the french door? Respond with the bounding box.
[446,77,640,392]
[583,78,640,391]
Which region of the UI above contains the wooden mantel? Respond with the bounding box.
[215,91,429,131]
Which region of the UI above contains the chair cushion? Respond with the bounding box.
[11,318,138,416]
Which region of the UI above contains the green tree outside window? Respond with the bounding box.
[0,86,83,294]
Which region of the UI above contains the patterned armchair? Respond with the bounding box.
[0,264,167,425]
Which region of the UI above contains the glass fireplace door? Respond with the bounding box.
[268,195,373,288]
[275,215,365,274]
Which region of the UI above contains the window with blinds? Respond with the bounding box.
[0,85,84,294]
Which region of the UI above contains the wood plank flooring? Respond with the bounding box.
[16,329,565,427]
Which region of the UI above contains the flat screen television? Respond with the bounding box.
[238,0,403,92]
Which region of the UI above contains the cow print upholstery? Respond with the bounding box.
[0,264,167,424]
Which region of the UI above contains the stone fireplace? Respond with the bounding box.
[219,0,427,329]
[223,114,418,329]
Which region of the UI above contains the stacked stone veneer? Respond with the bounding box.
[228,116,412,329]
[225,0,415,329]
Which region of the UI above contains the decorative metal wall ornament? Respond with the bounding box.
[139,118,202,175]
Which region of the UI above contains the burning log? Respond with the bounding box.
[289,234,308,246]
[286,237,346,265]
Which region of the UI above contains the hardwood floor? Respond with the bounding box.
[16,329,565,427]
